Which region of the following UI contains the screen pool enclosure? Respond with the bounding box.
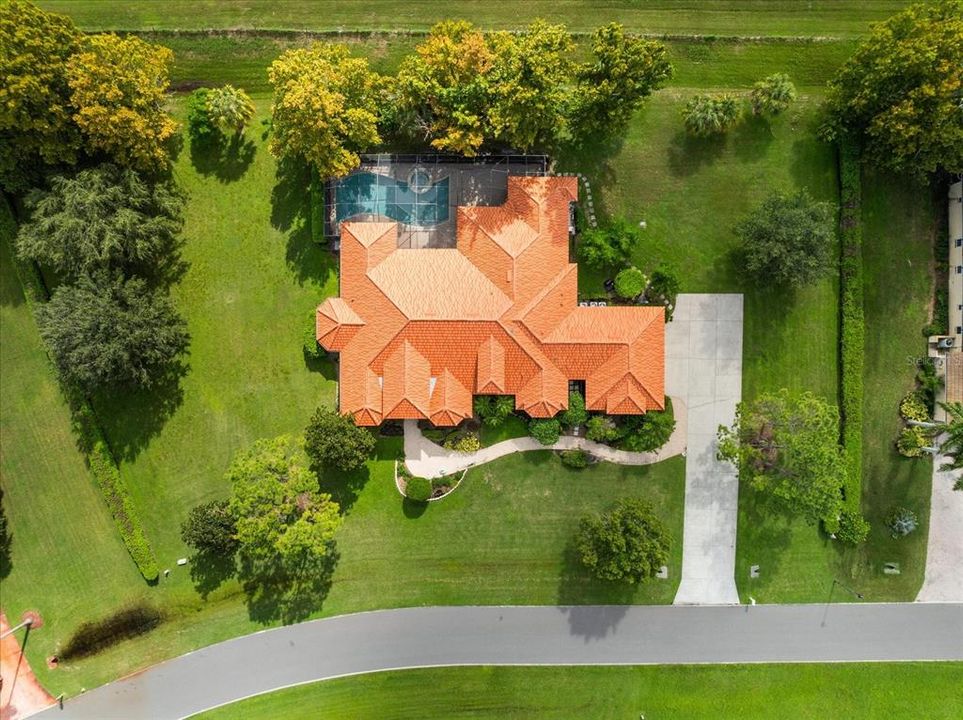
[325,154,548,248]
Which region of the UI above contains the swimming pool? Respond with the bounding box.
[335,171,450,226]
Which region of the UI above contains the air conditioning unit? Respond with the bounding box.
[937,337,956,350]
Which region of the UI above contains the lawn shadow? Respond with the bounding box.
[190,134,257,184]
[189,550,237,600]
[556,539,636,640]
[0,488,11,579]
[666,130,727,177]
[732,115,775,162]
[402,498,428,519]
[90,360,189,462]
[316,463,370,515]
[303,350,337,380]
[240,545,338,625]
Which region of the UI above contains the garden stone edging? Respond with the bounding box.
[403,397,687,479]
[394,461,468,502]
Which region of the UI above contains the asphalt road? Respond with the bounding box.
[37,603,963,719]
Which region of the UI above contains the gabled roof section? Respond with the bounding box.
[316,297,365,351]
[382,340,431,418]
[476,335,506,394]
[429,369,472,426]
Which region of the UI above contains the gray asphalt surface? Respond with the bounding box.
[36,603,963,719]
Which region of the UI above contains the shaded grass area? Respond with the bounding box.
[194,663,963,720]
[478,414,530,447]
[38,0,908,38]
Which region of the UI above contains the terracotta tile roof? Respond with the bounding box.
[947,352,963,405]
[318,174,666,425]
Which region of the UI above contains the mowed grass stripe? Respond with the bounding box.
[38,0,909,38]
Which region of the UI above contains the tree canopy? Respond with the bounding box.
[206,84,256,137]
[570,23,672,138]
[683,94,740,136]
[717,390,847,526]
[66,33,177,171]
[36,272,189,392]
[575,498,670,583]
[737,190,835,288]
[268,44,384,178]
[473,395,516,427]
[227,436,342,568]
[0,0,83,192]
[749,73,797,116]
[821,0,963,175]
[181,499,238,555]
[16,164,183,278]
[576,218,640,270]
[304,407,376,473]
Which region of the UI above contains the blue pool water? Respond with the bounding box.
[335,171,450,226]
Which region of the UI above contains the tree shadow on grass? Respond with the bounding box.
[271,157,336,288]
[732,115,775,162]
[556,540,636,640]
[189,550,237,600]
[0,488,11,579]
[303,350,337,381]
[240,545,339,625]
[402,498,428,519]
[90,360,189,462]
[190,135,257,184]
[316,463,370,515]
[554,132,626,201]
[666,130,727,177]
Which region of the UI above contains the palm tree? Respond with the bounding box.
[206,85,255,138]
[683,94,740,137]
[937,402,963,483]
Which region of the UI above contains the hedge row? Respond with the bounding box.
[1,196,160,582]
[838,139,864,520]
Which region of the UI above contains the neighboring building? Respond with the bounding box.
[932,179,962,423]
[317,173,665,426]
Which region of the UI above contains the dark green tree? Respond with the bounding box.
[561,391,588,428]
[737,190,835,288]
[570,23,672,137]
[304,407,376,473]
[821,0,963,175]
[473,395,515,427]
[181,499,238,555]
[529,417,561,445]
[16,164,184,278]
[575,498,670,583]
[621,402,676,453]
[576,219,640,270]
[37,272,189,392]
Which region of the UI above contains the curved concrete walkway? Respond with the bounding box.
[402,399,687,479]
[35,603,963,719]
[917,438,963,602]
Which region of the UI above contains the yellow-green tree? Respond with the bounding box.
[206,84,256,137]
[66,34,177,171]
[268,44,383,178]
[822,0,963,175]
[0,0,83,191]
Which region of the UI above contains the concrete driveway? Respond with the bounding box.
[666,294,743,605]
[917,440,963,602]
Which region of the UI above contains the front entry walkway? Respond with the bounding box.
[917,438,963,602]
[668,294,743,605]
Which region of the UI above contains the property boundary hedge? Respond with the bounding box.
[837,139,865,528]
[1,195,160,582]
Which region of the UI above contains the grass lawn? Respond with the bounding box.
[478,414,530,447]
[38,0,909,37]
[194,663,963,720]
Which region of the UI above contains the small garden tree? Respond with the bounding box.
[717,390,850,529]
[585,415,619,443]
[404,476,432,503]
[529,417,561,445]
[67,33,177,171]
[227,436,342,568]
[37,272,189,392]
[570,23,672,138]
[737,190,835,288]
[576,218,640,270]
[206,84,255,137]
[682,94,740,136]
[16,164,184,278]
[560,448,589,469]
[268,44,384,178]
[473,395,515,427]
[749,73,797,116]
[186,88,216,144]
[620,402,676,453]
[821,0,963,175]
[614,267,646,300]
[181,499,238,555]
[647,264,681,320]
[575,498,670,583]
[304,407,375,473]
[561,391,588,428]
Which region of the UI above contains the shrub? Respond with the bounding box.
[647,264,680,320]
[560,448,589,469]
[60,604,162,660]
[186,88,215,144]
[897,427,928,458]
[474,395,515,427]
[837,508,870,545]
[181,499,238,555]
[576,218,640,270]
[575,498,670,583]
[303,311,320,357]
[304,407,376,472]
[916,357,943,413]
[561,391,588,428]
[886,507,919,538]
[529,417,561,445]
[614,267,646,299]
[620,399,676,452]
[585,415,619,443]
[444,432,480,454]
[749,73,797,116]
[899,392,930,422]
[682,94,739,136]
[405,476,432,502]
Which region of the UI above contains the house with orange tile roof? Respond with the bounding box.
[317,174,665,426]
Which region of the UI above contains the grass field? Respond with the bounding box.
[37,0,909,37]
[194,663,963,720]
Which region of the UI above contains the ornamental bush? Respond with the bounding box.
[886,507,919,538]
[575,498,670,583]
[560,448,589,469]
[899,392,930,422]
[561,391,588,428]
[585,415,619,443]
[444,432,481,454]
[620,399,676,452]
[186,88,216,144]
[614,266,646,299]
[405,476,432,502]
[474,395,515,427]
[837,508,870,545]
[529,417,561,445]
[647,264,681,320]
[897,426,928,457]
